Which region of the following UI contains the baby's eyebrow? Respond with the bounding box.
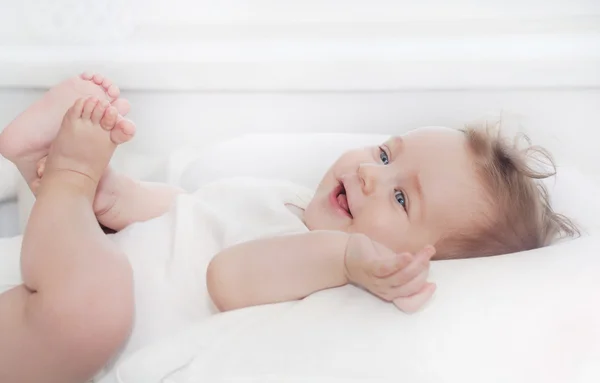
[388,136,404,150]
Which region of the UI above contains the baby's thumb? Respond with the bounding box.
[374,252,411,278]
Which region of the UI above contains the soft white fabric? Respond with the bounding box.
[113,132,599,383]
[0,156,18,203]
[0,235,24,295]
[96,177,312,382]
[174,133,389,192]
[115,233,600,383]
[0,199,19,238]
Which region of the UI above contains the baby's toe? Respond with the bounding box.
[92,74,105,85]
[82,97,99,120]
[111,117,136,144]
[68,97,88,119]
[91,100,110,124]
[106,84,120,99]
[101,77,113,89]
[111,98,131,117]
[100,106,118,130]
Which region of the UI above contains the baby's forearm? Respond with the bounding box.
[207,231,350,311]
[97,174,183,231]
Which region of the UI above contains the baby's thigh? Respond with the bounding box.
[0,235,23,295]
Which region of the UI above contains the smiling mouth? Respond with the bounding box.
[334,182,353,218]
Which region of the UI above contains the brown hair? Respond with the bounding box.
[436,122,579,259]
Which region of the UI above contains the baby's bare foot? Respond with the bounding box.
[0,73,131,188]
[42,97,135,191]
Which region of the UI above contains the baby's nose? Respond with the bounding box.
[358,164,383,195]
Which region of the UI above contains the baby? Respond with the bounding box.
[0,73,576,383]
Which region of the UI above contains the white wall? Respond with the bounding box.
[2,88,599,178]
[4,1,600,42]
[0,0,599,90]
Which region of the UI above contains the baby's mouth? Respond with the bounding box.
[336,182,353,218]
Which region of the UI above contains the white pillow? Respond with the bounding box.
[176,133,600,235]
[116,133,600,383]
[176,133,389,191]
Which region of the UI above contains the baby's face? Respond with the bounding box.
[304,127,487,256]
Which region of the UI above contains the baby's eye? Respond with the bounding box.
[395,190,407,210]
[379,147,389,165]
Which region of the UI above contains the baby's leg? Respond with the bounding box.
[0,98,135,383]
[0,72,131,189]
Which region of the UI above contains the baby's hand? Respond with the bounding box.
[344,233,436,313]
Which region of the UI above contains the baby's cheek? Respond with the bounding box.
[357,215,406,248]
[303,202,327,230]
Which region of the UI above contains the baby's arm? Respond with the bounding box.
[208,231,436,313]
[207,231,350,311]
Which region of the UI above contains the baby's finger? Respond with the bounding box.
[393,283,436,314]
[388,268,429,297]
[372,252,412,278]
[389,245,435,287]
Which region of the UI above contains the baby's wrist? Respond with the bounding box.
[311,230,353,287]
[343,233,365,285]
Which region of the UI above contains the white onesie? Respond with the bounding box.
[0,177,313,382]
